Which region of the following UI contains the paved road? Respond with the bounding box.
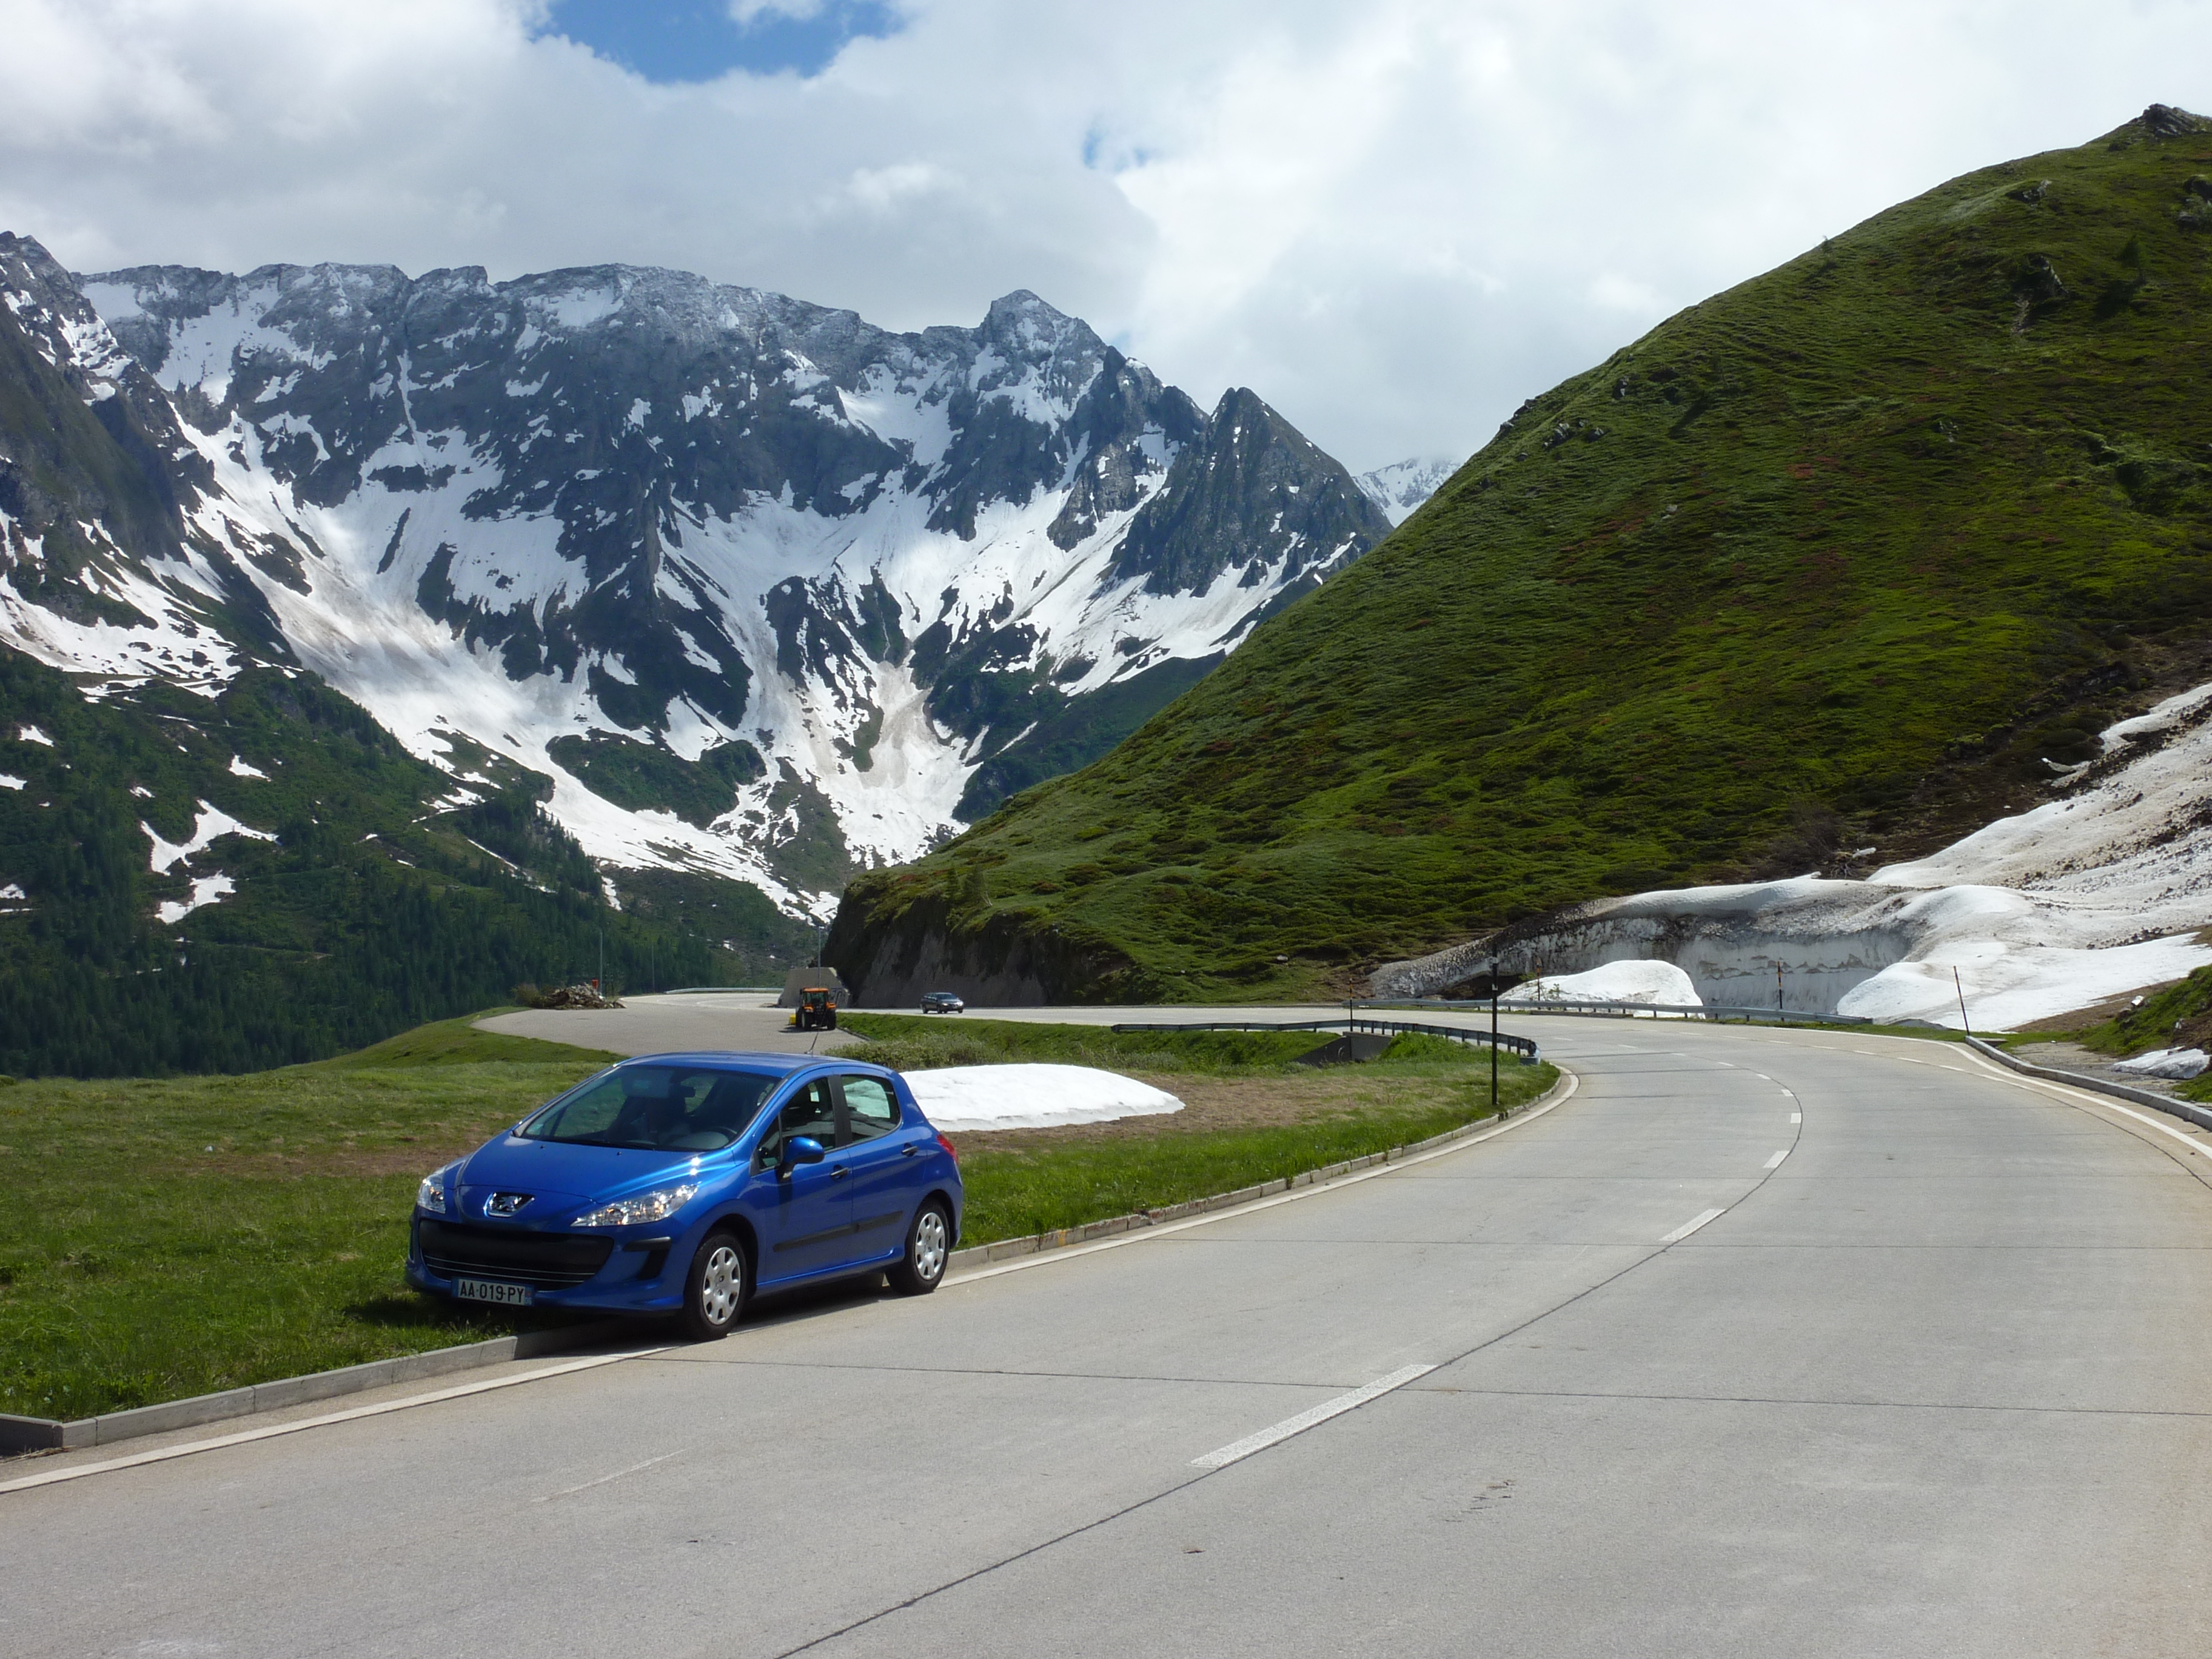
[10,1019,2212,1657]
[478,991,863,1056]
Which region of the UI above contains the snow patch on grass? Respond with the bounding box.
[158,873,236,924]
[144,802,275,873]
[904,1063,1185,1132]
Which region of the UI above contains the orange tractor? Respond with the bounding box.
[788,985,839,1031]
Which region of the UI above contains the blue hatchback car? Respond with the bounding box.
[406,1052,964,1340]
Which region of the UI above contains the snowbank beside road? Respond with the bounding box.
[2113,1047,2211,1080]
[1504,960,1701,1007]
[1376,679,2212,1028]
[903,1064,1186,1132]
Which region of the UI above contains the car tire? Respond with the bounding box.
[680,1230,750,1341]
[888,1201,953,1296]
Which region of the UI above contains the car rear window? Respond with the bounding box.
[520,1066,778,1150]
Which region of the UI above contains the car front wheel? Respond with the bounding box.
[680,1230,750,1341]
[888,1201,951,1296]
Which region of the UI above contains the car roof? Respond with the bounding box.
[610,1051,867,1077]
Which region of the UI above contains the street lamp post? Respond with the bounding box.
[1489,958,1500,1116]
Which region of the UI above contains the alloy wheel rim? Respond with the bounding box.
[701,1244,741,1324]
[914,1210,948,1282]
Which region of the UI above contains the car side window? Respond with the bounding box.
[758,1079,840,1161]
[838,1076,899,1142]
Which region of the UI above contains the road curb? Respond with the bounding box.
[943,1068,1572,1274]
[0,1319,633,1458]
[1965,1037,2212,1132]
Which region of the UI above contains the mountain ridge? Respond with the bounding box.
[8,241,1394,908]
[0,236,1403,1070]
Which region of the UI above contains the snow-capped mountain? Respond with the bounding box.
[1355,455,1457,526]
[0,233,1390,918]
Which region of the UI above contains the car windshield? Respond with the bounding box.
[519,1066,778,1151]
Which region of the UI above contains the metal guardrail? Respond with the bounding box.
[1111,1017,1541,1062]
[1358,997,1872,1027]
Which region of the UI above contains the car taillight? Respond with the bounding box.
[936,1132,959,1165]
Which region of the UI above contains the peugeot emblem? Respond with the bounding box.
[486,1192,531,1216]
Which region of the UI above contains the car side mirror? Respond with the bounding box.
[778,1135,827,1176]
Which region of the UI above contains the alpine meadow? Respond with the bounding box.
[828,107,2212,1004]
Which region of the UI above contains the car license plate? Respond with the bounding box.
[454,1276,533,1306]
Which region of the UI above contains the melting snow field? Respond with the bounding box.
[902,1064,1185,1132]
[1382,680,2212,1031]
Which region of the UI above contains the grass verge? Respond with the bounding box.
[839,1013,1560,1243]
[0,1013,615,1422]
[838,1011,1356,1071]
[4,1013,1553,1421]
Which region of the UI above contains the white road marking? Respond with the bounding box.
[1191,1364,1436,1469]
[1661,1207,1727,1243]
[1791,1112,1802,1124]
[535,1449,682,1503]
[0,1349,660,1496]
[1764,1150,1789,1169]
[1957,1049,2212,1159]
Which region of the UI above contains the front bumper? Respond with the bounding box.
[407,1213,686,1313]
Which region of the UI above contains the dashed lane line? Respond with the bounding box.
[1661,1207,1728,1244]
[1190,1364,1437,1469]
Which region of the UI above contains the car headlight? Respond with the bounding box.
[417,1164,457,1214]
[572,1182,699,1228]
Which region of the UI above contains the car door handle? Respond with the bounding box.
[829,1165,849,1181]
[901,1144,919,1157]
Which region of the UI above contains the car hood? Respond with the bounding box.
[458,1134,706,1205]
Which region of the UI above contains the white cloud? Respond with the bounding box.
[1587,273,1666,316]
[0,0,2205,470]
[728,0,829,21]
[845,159,955,214]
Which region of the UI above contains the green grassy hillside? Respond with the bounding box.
[830,107,2212,1002]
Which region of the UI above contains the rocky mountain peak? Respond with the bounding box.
[1108,386,1391,599]
[1,241,1397,922]
[2140,103,2208,138]
[1355,455,1458,526]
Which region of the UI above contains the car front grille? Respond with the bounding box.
[416,1218,614,1288]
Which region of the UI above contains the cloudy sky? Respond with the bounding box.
[1,0,2204,471]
